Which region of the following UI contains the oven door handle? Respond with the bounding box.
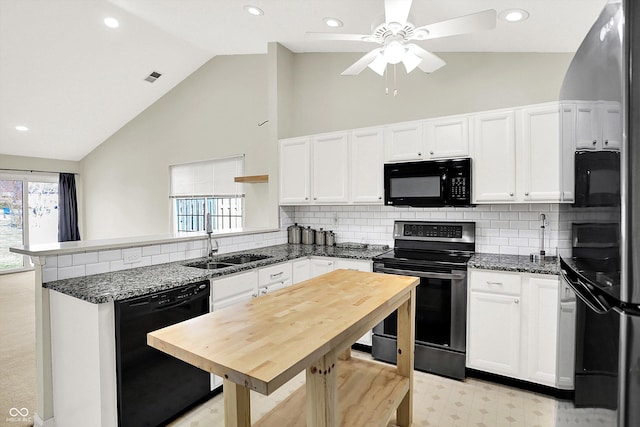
[375,266,465,280]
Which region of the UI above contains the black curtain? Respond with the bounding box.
[58,173,80,242]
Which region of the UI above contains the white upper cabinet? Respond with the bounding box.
[574,101,622,151]
[351,128,384,204]
[384,121,424,162]
[279,137,310,204]
[311,132,350,203]
[560,103,576,202]
[520,104,562,202]
[472,110,517,203]
[424,116,469,159]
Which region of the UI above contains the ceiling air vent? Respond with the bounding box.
[144,71,162,83]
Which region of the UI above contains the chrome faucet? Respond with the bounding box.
[205,213,218,258]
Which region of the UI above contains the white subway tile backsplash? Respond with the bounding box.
[169,252,186,262]
[142,245,161,257]
[58,255,72,268]
[42,268,57,283]
[99,249,122,262]
[151,254,171,265]
[161,243,178,254]
[45,255,58,267]
[72,252,98,265]
[58,265,85,280]
[86,262,110,276]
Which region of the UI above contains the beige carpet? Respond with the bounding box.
[0,271,36,427]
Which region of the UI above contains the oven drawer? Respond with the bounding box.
[469,270,521,295]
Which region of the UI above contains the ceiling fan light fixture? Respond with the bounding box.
[15,125,29,132]
[498,9,529,23]
[103,17,119,28]
[383,40,405,65]
[402,49,423,73]
[414,29,429,40]
[323,17,343,28]
[388,21,403,34]
[243,5,264,16]
[368,53,387,76]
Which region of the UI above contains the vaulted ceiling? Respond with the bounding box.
[0,0,606,161]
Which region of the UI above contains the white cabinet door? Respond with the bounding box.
[279,137,310,204]
[334,258,372,272]
[575,103,600,150]
[424,116,469,159]
[292,258,311,284]
[601,102,622,150]
[560,103,576,202]
[467,290,521,377]
[520,105,562,202]
[351,128,384,204]
[311,132,350,203]
[472,111,517,202]
[384,121,424,162]
[309,257,336,277]
[557,300,576,389]
[211,270,258,310]
[524,276,559,387]
[258,262,293,296]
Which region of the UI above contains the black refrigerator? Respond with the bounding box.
[558,1,640,426]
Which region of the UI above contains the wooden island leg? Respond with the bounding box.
[224,379,251,427]
[306,350,339,427]
[396,288,416,427]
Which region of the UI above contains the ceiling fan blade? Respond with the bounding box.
[341,49,384,76]
[406,44,446,73]
[385,0,412,26]
[305,32,373,42]
[411,9,497,40]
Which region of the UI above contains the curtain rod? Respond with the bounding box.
[0,167,79,175]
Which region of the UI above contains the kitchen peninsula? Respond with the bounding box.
[148,269,419,427]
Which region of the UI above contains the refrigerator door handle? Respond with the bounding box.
[560,265,611,315]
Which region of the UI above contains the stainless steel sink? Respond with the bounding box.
[183,253,271,270]
[184,261,235,270]
[219,254,271,264]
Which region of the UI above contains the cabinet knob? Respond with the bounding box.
[313,197,317,200]
[524,192,529,196]
[417,152,422,156]
[514,298,519,304]
[328,262,333,266]
[378,196,382,200]
[260,289,268,295]
[605,140,609,145]
[305,197,309,200]
[251,293,258,298]
[592,140,597,145]
[509,192,514,197]
[430,151,434,155]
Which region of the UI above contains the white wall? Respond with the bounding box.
[80,54,271,240]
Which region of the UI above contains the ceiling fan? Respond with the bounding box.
[306,0,497,76]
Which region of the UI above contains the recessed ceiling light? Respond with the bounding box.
[104,17,120,28]
[244,5,264,16]
[323,17,343,28]
[15,125,29,132]
[498,9,530,23]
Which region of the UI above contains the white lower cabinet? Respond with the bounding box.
[467,269,563,388]
[257,262,293,296]
[333,258,373,346]
[210,270,258,388]
[292,258,311,284]
[309,256,336,277]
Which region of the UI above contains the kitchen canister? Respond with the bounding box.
[315,228,326,246]
[301,226,315,245]
[325,231,335,246]
[287,223,302,244]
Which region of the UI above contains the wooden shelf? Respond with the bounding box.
[253,357,410,427]
[234,174,269,183]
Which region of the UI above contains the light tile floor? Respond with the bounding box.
[169,352,616,427]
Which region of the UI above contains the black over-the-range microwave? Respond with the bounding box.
[383,157,472,207]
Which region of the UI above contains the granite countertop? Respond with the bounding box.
[468,253,559,275]
[43,243,391,304]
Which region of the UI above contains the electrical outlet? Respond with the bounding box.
[123,248,142,264]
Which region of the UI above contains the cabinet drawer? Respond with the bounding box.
[470,270,521,295]
[334,259,372,272]
[213,271,258,301]
[258,262,293,286]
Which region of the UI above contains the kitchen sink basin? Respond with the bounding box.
[184,261,235,270]
[219,254,272,264]
[183,254,272,270]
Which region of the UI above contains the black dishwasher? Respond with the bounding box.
[115,281,211,427]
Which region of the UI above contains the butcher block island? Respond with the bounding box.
[148,269,419,427]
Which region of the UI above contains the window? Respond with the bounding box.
[1,173,59,273]
[170,156,244,233]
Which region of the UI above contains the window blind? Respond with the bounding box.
[169,155,244,198]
